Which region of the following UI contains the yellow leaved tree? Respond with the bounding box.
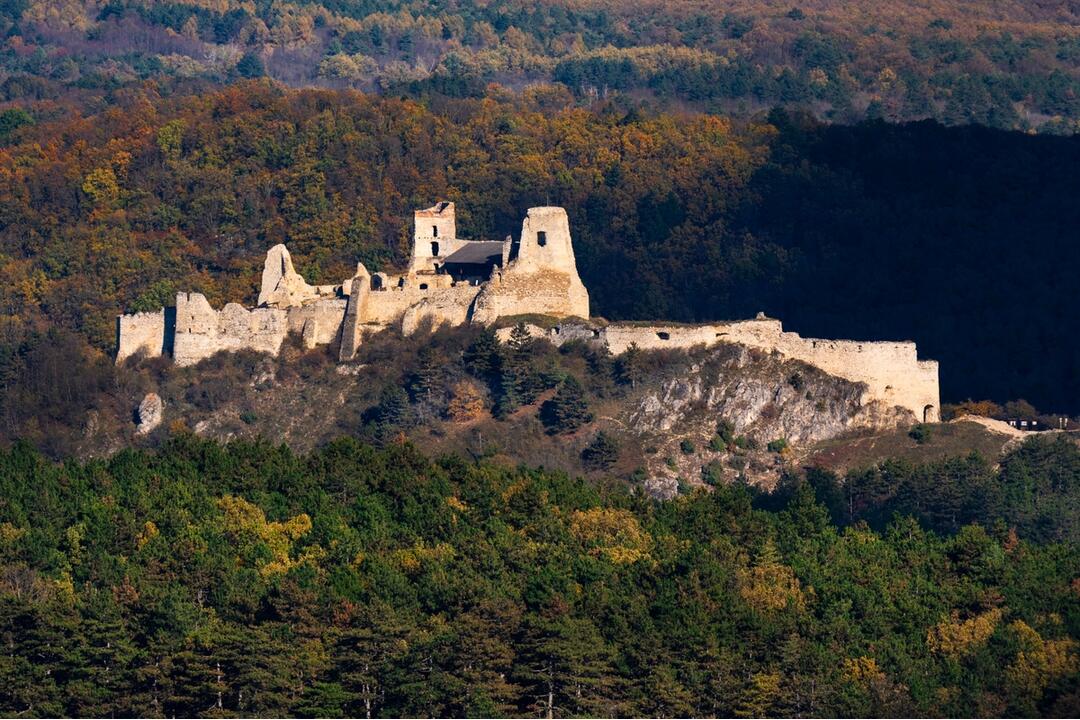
[927,608,1003,660]
[737,539,806,612]
[218,495,314,578]
[569,507,652,565]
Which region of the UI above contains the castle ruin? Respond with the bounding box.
[117,202,940,423]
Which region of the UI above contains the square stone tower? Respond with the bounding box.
[410,201,457,272]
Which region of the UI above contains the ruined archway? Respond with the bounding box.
[923,404,937,423]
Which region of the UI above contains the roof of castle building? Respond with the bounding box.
[443,241,503,266]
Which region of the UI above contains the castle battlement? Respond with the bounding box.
[116,203,590,366]
[115,202,939,423]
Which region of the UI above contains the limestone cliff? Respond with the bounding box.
[621,343,911,497]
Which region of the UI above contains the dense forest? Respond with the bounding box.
[2,80,1080,455]
[2,1,1080,130]
[1,434,1078,717]
[4,3,1080,718]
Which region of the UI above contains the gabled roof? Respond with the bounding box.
[443,241,503,266]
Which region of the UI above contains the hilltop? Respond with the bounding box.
[5,1,1080,129]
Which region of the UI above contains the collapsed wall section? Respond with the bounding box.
[116,309,167,363]
[172,293,288,366]
[339,273,484,359]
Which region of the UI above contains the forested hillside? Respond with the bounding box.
[3,1,1080,130]
[2,81,1079,455]
[1,434,1078,717]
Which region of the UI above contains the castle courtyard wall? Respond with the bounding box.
[286,298,349,349]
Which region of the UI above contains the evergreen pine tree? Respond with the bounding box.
[581,431,620,470]
[614,342,644,388]
[463,328,501,380]
[540,376,593,434]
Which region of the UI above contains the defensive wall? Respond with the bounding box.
[116,201,938,422]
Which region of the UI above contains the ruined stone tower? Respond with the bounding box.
[409,202,461,274]
[115,200,938,426]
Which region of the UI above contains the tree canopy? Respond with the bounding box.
[0,435,1078,716]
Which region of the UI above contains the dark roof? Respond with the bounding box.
[443,241,503,266]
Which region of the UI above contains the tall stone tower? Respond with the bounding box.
[472,207,589,322]
[512,206,580,274]
[410,201,458,273]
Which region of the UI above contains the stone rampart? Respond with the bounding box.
[506,317,940,422]
[172,293,288,366]
[116,309,167,362]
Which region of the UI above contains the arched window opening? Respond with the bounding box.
[431,241,440,256]
[537,231,547,247]
[432,225,438,237]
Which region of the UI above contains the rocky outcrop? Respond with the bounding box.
[629,345,910,443]
[622,343,912,497]
[136,393,163,434]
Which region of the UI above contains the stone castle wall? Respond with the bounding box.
[115,201,939,424]
[116,309,167,362]
[172,293,288,366]
[523,318,940,422]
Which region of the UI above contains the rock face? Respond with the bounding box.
[621,344,912,498]
[136,393,163,434]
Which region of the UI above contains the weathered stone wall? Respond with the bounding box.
[472,268,588,323]
[504,317,940,423]
[772,334,940,422]
[173,293,288,366]
[116,309,166,363]
[116,202,939,426]
[339,275,483,359]
[470,208,589,322]
[258,244,344,307]
[601,320,785,355]
[286,299,348,349]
